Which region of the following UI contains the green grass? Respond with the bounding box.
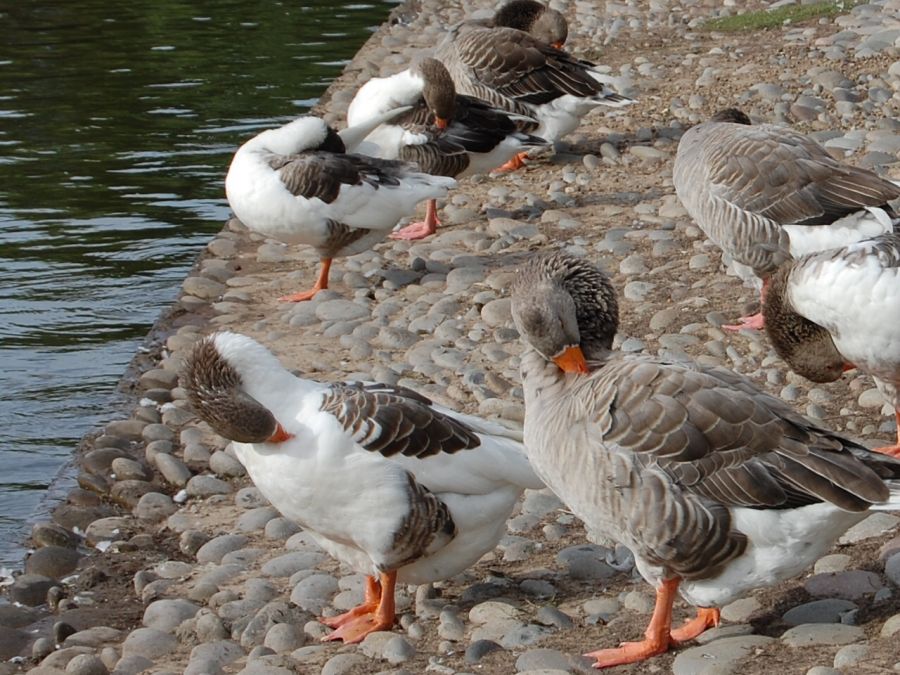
[702,1,861,32]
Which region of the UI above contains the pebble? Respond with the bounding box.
[143,599,200,632]
[672,635,776,675]
[783,599,857,626]
[10,573,55,606]
[781,623,864,647]
[196,534,249,564]
[805,571,884,599]
[25,546,80,579]
[120,627,176,658]
[64,654,109,675]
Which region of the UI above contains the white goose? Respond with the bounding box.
[182,331,544,643]
[511,252,900,668]
[347,57,549,239]
[435,1,632,171]
[765,232,900,457]
[224,116,455,301]
[674,108,900,330]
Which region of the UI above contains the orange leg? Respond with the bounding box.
[321,570,397,644]
[584,577,678,668]
[390,200,440,240]
[873,410,900,458]
[319,575,381,629]
[279,258,332,302]
[670,606,720,643]
[492,151,529,173]
[723,279,769,332]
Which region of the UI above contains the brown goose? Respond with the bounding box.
[435,2,632,171]
[346,57,548,240]
[492,0,569,48]
[764,232,900,457]
[182,331,543,643]
[224,116,455,301]
[673,108,900,330]
[511,251,900,667]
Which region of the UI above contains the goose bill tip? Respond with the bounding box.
[268,423,294,443]
[552,345,589,374]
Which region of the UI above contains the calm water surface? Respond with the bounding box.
[0,0,395,567]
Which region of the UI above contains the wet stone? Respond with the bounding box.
[25,546,80,579]
[32,522,79,549]
[10,573,56,606]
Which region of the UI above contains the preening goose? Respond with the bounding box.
[435,6,632,171]
[182,331,544,643]
[511,251,900,668]
[765,232,900,457]
[492,0,568,48]
[673,108,900,330]
[224,116,455,301]
[346,57,548,240]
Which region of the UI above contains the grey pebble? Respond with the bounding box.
[781,623,865,647]
[672,635,776,675]
[783,599,857,626]
[186,474,232,497]
[262,551,327,578]
[196,534,249,564]
[290,573,339,612]
[833,643,871,668]
[142,598,199,632]
[804,571,883,599]
[321,653,369,675]
[64,654,109,675]
[264,516,301,540]
[120,627,177,658]
[465,639,504,664]
[383,635,416,664]
[25,546,80,579]
[209,450,246,478]
[9,573,55,606]
[556,544,617,580]
[264,623,306,652]
[236,506,280,532]
[155,453,192,486]
[133,492,177,521]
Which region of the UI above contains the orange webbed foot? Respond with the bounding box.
[723,311,765,331]
[585,636,673,668]
[670,607,720,643]
[320,613,394,643]
[491,152,529,173]
[389,220,437,240]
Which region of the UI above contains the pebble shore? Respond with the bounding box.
[4,0,900,673]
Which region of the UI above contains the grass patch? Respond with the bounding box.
[702,1,860,32]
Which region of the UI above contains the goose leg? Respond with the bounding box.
[669,607,720,643]
[492,151,529,173]
[279,258,332,302]
[390,200,440,240]
[319,575,381,629]
[584,577,677,668]
[873,411,900,458]
[321,570,397,643]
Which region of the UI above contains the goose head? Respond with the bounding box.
[182,332,295,444]
[709,108,752,125]
[247,116,346,156]
[494,0,568,48]
[511,253,619,373]
[411,58,457,129]
[763,265,850,383]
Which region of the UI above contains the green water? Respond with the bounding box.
[0,0,394,568]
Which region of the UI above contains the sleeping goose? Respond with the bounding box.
[224,116,455,301]
[492,0,569,49]
[673,108,900,330]
[346,57,549,240]
[435,4,632,171]
[764,232,900,457]
[182,331,544,643]
[510,251,900,668]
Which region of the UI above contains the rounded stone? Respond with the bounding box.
[196,534,249,564]
[263,623,306,653]
[25,546,81,579]
[10,573,56,606]
[32,522,79,549]
[143,598,200,632]
[186,475,232,497]
[133,492,177,521]
[65,654,109,675]
[121,627,177,658]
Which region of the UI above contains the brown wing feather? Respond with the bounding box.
[320,382,481,457]
[595,358,892,511]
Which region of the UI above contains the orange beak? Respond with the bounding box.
[435,117,448,130]
[552,345,589,374]
[842,362,857,373]
[267,422,294,443]
[551,40,565,49]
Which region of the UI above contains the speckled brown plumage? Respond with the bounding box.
[182,336,279,443]
[386,472,457,570]
[320,382,482,458]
